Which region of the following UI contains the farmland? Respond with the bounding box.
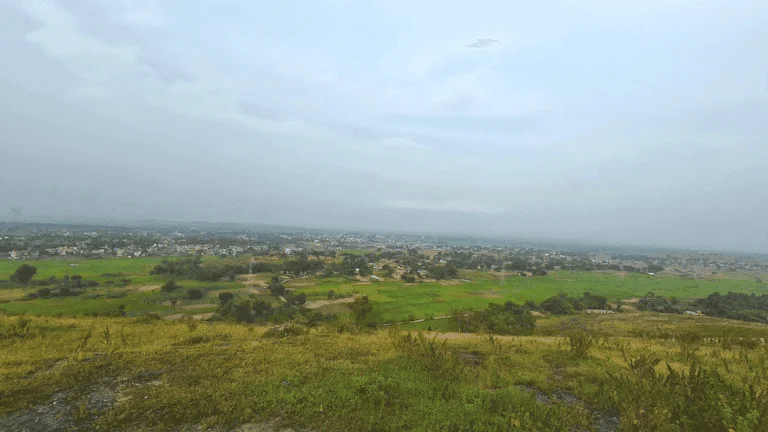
[1,257,765,322]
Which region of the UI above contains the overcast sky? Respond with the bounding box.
[2,0,767,252]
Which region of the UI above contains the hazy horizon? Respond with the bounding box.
[2,1,768,253]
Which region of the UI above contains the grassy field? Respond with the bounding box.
[0,257,168,284]
[289,270,765,322]
[2,258,766,322]
[1,312,767,431]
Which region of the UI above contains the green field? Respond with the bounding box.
[0,257,168,283]
[290,270,765,322]
[0,258,242,318]
[2,258,766,321]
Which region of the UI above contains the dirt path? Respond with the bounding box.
[304,297,355,309]
[162,312,215,321]
[179,303,216,310]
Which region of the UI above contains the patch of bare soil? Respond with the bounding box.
[191,312,215,320]
[284,280,315,287]
[0,384,119,432]
[516,385,619,432]
[230,418,317,432]
[180,303,216,310]
[162,313,185,321]
[468,291,503,298]
[304,297,355,309]
[136,285,160,292]
[0,392,74,432]
[438,280,463,285]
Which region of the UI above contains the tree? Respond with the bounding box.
[10,264,37,285]
[381,264,394,278]
[451,308,473,333]
[187,289,204,300]
[71,275,83,288]
[161,279,181,293]
[540,294,576,315]
[269,277,286,296]
[218,292,234,304]
[288,292,307,306]
[348,295,373,320]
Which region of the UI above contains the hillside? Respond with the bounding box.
[2,313,767,432]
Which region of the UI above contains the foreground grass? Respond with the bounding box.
[2,313,767,431]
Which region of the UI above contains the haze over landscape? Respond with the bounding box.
[2,0,767,252]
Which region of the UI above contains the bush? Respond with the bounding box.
[186,289,204,300]
[608,350,768,431]
[217,297,273,323]
[161,280,181,293]
[10,264,37,285]
[388,330,464,380]
[218,292,234,304]
[134,313,162,324]
[263,324,307,338]
[540,294,576,315]
[2,317,32,339]
[474,301,536,335]
[676,331,702,360]
[348,295,373,320]
[567,329,595,359]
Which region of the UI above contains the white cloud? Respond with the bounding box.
[382,200,504,214]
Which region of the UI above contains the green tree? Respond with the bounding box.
[10,264,37,285]
[348,295,373,320]
[268,277,286,296]
[187,289,204,300]
[218,292,234,304]
[161,279,181,293]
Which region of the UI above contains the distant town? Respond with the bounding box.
[2,222,766,278]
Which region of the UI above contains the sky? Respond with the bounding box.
[1,0,767,252]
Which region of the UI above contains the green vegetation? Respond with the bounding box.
[692,292,768,323]
[2,313,767,431]
[2,256,766,325]
[9,264,37,285]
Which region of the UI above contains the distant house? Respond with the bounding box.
[683,310,702,316]
[585,309,615,314]
[370,275,382,281]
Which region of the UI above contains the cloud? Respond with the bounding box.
[378,137,430,150]
[382,200,504,214]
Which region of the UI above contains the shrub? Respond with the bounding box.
[161,280,181,293]
[676,331,702,360]
[10,264,37,285]
[567,329,595,359]
[134,313,162,324]
[608,351,768,432]
[263,324,307,338]
[218,292,234,304]
[182,315,199,332]
[388,330,464,380]
[186,289,204,300]
[348,295,373,320]
[2,317,32,339]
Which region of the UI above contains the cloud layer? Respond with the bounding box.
[2,0,768,252]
